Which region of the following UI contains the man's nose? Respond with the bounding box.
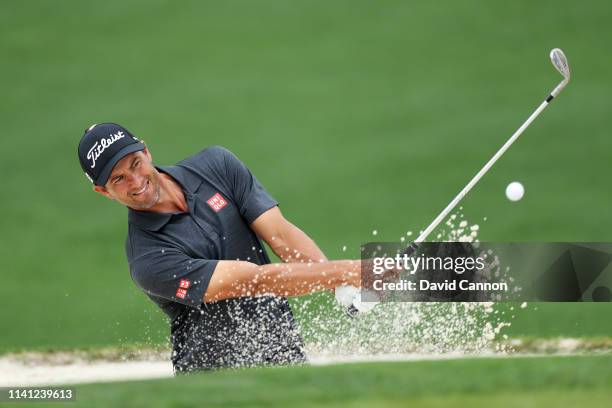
[127,173,143,190]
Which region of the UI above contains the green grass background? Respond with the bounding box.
[1,0,611,353]
[7,356,612,407]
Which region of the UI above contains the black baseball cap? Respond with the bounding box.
[78,123,145,186]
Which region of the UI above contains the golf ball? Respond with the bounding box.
[505,181,524,201]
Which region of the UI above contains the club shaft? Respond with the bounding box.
[343,73,568,314]
[414,93,556,244]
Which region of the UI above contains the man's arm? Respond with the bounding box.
[204,259,360,303]
[250,206,327,263]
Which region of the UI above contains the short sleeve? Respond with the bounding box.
[220,148,278,224]
[128,246,218,307]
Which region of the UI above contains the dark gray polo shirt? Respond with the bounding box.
[125,146,305,372]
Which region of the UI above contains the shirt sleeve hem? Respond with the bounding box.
[243,200,279,225]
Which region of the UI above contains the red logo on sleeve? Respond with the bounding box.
[179,279,191,289]
[176,288,187,299]
[206,193,228,212]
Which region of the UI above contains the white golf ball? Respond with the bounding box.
[505,181,524,201]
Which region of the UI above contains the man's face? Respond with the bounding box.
[93,148,161,210]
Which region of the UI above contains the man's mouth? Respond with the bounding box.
[132,180,149,196]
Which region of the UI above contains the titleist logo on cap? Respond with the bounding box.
[87,130,126,169]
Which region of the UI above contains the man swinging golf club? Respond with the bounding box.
[77,123,364,373]
[77,50,570,369]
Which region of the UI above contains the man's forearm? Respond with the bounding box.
[250,207,327,263]
[204,259,359,302]
[269,222,327,263]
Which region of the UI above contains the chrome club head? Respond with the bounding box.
[550,48,570,81]
[549,48,570,97]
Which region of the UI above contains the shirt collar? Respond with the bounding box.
[127,164,202,232]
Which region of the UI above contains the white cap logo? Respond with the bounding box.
[86,130,126,169]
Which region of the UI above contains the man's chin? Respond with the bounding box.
[127,193,159,210]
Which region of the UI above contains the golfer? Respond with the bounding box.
[78,123,361,373]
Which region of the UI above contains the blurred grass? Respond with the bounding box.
[0,0,611,352]
[8,355,612,408]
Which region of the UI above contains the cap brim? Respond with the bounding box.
[95,142,146,186]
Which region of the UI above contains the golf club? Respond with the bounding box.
[337,48,571,315]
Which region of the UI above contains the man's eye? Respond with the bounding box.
[113,176,123,184]
[134,160,140,167]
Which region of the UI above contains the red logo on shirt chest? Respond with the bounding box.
[206,192,228,212]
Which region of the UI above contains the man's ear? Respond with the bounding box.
[93,185,114,200]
